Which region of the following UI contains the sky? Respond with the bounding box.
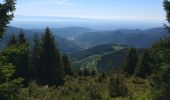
[14,0,165,22]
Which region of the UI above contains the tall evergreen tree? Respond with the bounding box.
[150,1,170,100]
[62,54,72,76]
[30,34,41,80]
[40,27,64,86]
[0,0,16,37]
[7,34,17,46]
[0,1,24,99]
[135,50,152,78]
[164,0,170,32]
[18,30,26,44]
[122,47,138,76]
[3,44,29,81]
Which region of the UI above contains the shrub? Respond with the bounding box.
[89,83,102,100]
[109,74,128,98]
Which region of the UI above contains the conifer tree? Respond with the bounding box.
[62,54,72,75]
[40,27,64,86]
[18,30,26,44]
[30,34,41,80]
[150,1,170,99]
[0,0,16,37]
[122,47,138,76]
[164,0,170,32]
[7,34,17,46]
[135,50,152,78]
[0,1,24,99]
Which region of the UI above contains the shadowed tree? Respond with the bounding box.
[164,0,170,32]
[7,34,17,46]
[39,27,64,86]
[122,47,138,76]
[62,54,73,76]
[30,34,41,80]
[0,0,16,37]
[18,30,26,44]
[135,50,152,79]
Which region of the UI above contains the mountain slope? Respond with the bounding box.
[70,44,127,61]
[75,27,168,48]
[71,44,128,71]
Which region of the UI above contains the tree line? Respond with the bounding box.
[6,27,73,86]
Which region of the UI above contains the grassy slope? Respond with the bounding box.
[56,76,152,100]
[19,75,152,100]
[71,44,127,72]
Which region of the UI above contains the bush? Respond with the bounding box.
[18,81,57,100]
[109,74,128,98]
[88,83,102,100]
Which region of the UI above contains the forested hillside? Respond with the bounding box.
[0,0,170,100]
[75,27,168,48]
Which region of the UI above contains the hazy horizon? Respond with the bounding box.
[9,0,166,30]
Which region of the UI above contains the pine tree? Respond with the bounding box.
[0,0,16,37]
[40,27,64,86]
[30,34,41,80]
[0,1,24,99]
[164,0,170,32]
[62,54,72,76]
[3,44,29,81]
[135,50,152,78]
[122,47,138,76]
[7,34,17,46]
[150,1,170,99]
[18,30,26,44]
[0,50,23,100]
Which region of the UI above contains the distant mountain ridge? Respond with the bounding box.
[75,27,168,48]
[30,27,93,40]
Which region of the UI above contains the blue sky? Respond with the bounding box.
[14,0,165,22]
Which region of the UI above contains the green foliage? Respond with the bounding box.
[39,27,64,86]
[7,34,17,46]
[0,64,15,83]
[150,65,170,100]
[29,34,41,80]
[18,30,27,44]
[62,54,73,76]
[2,44,29,79]
[97,49,128,72]
[88,83,103,100]
[135,50,152,79]
[109,74,128,98]
[0,0,16,37]
[122,48,138,76]
[0,78,23,100]
[73,55,100,72]
[83,68,91,76]
[0,48,23,100]
[18,81,57,100]
[149,37,170,100]
[164,0,170,23]
[91,70,97,76]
